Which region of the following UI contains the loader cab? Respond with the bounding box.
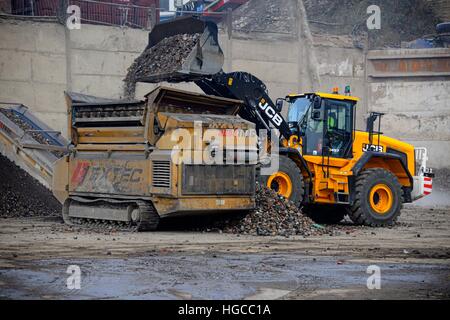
[286,92,358,159]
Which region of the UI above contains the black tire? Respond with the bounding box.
[349,168,403,227]
[302,204,347,224]
[258,155,304,206]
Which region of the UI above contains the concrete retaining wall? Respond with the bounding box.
[1,18,449,169]
[0,19,67,136]
[0,18,364,134]
[367,49,450,169]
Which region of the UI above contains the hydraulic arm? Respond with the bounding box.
[196,71,292,139]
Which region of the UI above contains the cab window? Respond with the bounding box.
[287,97,311,123]
[325,99,353,158]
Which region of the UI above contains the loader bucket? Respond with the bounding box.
[137,16,224,83]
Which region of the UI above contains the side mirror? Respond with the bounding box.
[275,99,284,113]
[311,96,324,120]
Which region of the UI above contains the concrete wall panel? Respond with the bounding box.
[406,140,450,169]
[382,113,450,141]
[0,80,34,106]
[71,49,138,76]
[35,23,66,54]
[0,20,37,51]
[231,39,299,63]
[369,81,450,114]
[68,25,147,53]
[0,50,32,81]
[71,75,126,99]
[232,59,298,84]
[31,53,66,84]
[33,83,67,113]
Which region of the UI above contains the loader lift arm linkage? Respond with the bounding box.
[196,71,292,140]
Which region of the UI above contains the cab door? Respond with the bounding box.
[323,99,354,159]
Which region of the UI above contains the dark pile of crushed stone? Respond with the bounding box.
[0,154,61,218]
[124,33,201,98]
[0,108,64,158]
[211,184,329,237]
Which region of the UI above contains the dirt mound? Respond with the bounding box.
[123,33,201,98]
[0,154,61,218]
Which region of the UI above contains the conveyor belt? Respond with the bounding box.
[0,103,68,188]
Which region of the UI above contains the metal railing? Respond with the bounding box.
[8,0,158,29]
[5,1,294,37]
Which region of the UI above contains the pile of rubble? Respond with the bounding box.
[213,184,328,237]
[230,0,296,35]
[123,33,201,98]
[0,154,61,218]
[0,108,64,158]
[303,0,440,49]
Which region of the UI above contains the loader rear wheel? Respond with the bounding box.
[302,204,347,224]
[259,156,304,206]
[349,168,403,227]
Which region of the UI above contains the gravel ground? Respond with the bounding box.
[124,33,201,98]
[0,205,449,299]
[0,154,61,218]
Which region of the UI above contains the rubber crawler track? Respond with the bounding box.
[62,199,160,232]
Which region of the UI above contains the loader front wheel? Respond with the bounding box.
[349,168,403,227]
[259,156,304,206]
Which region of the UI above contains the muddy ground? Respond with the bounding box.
[0,204,449,300]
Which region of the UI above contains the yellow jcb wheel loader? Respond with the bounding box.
[133,17,434,227]
[258,91,434,226]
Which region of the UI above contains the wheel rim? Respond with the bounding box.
[267,172,293,198]
[369,183,393,215]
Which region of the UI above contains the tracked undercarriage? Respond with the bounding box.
[49,87,257,231]
[62,199,160,232]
